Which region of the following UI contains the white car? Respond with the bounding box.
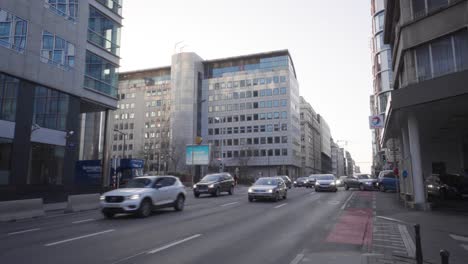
[100,176,186,218]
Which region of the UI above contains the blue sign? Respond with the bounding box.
[186,145,210,165]
[75,160,102,185]
[402,170,408,178]
[120,159,144,169]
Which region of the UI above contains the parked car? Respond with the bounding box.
[279,175,292,189]
[193,173,235,197]
[377,170,398,192]
[305,175,317,188]
[248,177,287,202]
[426,173,468,200]
[294,177,308,187]
[336,176,347,187]
[314,174,338,192]
[344,174,377,191]
[100,176,186,218]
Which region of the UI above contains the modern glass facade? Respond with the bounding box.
[0,8,28,53]
[33,86,70,131]
[84,51,119,97]
[96,0,122,16]
[27,142,65,185]
[45,0,79,21]
[40,31,76,69]
[0,138,12,185]
[207,55,294,78]
[0,73,19,121]
[88,6,121,55]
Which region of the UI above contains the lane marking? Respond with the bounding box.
[373,238,404,242]
[72,218,96,224]
[274,203,288,209]
[147,234,202,254]
[340,192,355,210]
[450,234,468,243]
[373,244,407,250]
[44,229,115,246]
[220,202,239,207]
[8,228,41,236]
[289,253,304,264]
[398,224,416,257]
[111,251,148,264]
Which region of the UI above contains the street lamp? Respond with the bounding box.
[114,129,127,158]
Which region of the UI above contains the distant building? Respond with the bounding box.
[300,97,322,175]
[318,115,332,174]
[331,141,345,176]
[0,0,123,200]
[345,151,354,176]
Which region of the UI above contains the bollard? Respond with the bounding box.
[440,250,449,264]
[415,224,423,264]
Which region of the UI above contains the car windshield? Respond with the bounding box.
[200,175,221,182]
[124,178,152,188]
[255,178,278,186]
[357,175,370,179]
[316,175,335,181]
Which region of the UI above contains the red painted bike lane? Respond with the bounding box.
[325,191,375,249]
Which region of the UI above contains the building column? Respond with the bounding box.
[407,114,426,206]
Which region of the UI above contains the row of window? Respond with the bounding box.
[144,131,170,139]
[145,111,169,118]
[208,112,288,124]
[411,0,452,20]
[210,136,288,146]
[145,100,169,107]
[209,76,287,90]
[117,93,136,100]
[144,122,168,128]
[40,31,75,69]
[114,123,134,130]
[112,144,133,151]
[208,102,289,113]
[45,0,78,21]
[145,89,170,97]
[117,103,135,109]
[209,88,287,101]
[96,0,122,16]
[208,123,288,135]
[114,113,135,119]
[398,29,468,88]
[88,6,121,55]
[214,148,289,159]
[113,133,133,141]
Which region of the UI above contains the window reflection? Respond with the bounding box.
[0,73,19,121]
[33,86,69,131]
[27,143,65,185]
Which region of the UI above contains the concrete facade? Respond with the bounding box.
[300,96,322,175]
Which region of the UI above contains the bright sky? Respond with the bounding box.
[120,0,374,173]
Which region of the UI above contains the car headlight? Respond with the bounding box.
[100,195,105,201]
[208,184,215,188]
[126,194,140,200]
[336,180,341,184]
[315,182,320,186]
[427,184,433,188]
[365,182,372,185]
[248,188,253,193]
[330,182,336,186]
[294,181,297,184]
[193,184,197,188]
[267,189,273,193]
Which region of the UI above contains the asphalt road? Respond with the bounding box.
[0,187,372,264]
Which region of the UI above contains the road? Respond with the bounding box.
[0,187,375,264]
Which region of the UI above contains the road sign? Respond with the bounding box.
[369,114,385,129]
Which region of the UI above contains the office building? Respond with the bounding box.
[0,0,122,200]
[300,96,322,175]
[345,151,354,176]
[369,0,394,176]
[382,0,468,208]
[331,141,345,177]
[318,115,332,174]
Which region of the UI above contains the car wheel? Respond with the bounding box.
[344,184,349,190]
[214,187,220,197]
[248,197,254,202]
[334,188,338,192]
[274,192,280,202]
[228,186,234,195]
[283,191,287,200]
[137,199,152,218]
[315,188,320,192]
[359,184,365,191]
[102,211,114,219]
[194,192,200,198]
[174,195,185,211]
[379,185,385,192]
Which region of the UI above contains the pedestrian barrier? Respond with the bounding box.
[0,198,44,222]
[66,193,100,212]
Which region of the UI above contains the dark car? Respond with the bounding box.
[314,174,338,192]
[305,175,317,188]
[294,177,308,187]
[248,177,288,202]
[344,174,377,191]
[279,175,292,189]
[426,173,468,200]
[193,173,235,197]
[377,170,399,192]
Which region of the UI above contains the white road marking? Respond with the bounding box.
[274,203,288,209]
[44,229,115,246]
[399,224,416,257]
[220,202,239,207]
[289,253,304,264]
[147,234,202,254]
[328,201,340,205]
[450,234,468,243]
[340,192,354,210]
[72,218,95,224]
[8,228,41,236]
[373,238,404,242]
[373,244,407,250]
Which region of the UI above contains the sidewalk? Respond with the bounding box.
[366,192,468,264]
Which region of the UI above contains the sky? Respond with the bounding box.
[119,0,374,173]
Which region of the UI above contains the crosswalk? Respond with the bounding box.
[449,234,468,251]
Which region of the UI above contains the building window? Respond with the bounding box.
[88,6,121,55]
[0,138,12,185]
[40,31,75,69]
[95,0,122,16]
[33,86,69,131]
[45,0,78,21]
[412,0,448,20]
[0,8,28,53]
[0,74,19,121]
[373,11,384,32]
[84,51,118,97]
[28,143,65,185]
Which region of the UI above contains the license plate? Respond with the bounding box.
[105,204,121,208]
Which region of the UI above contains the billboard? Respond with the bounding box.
[186,145,210,165]
[369,114,385,129]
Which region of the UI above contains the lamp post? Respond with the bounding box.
[214,117,224,172]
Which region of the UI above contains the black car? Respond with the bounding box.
[193,173,235,197]
[279,175,292,189]
[426,173,468,200]
[294,177,308,187]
